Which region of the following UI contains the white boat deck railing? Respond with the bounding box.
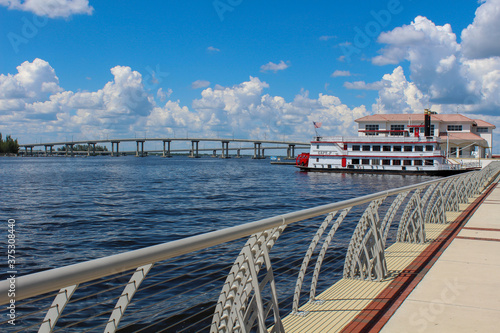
[316,136,439,143]
[1,162,499,332]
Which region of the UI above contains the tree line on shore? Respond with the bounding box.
[0,134,19,154]
[58,144,108,152]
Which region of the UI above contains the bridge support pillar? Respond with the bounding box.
[66,144,74,157]
[163,140,172,158]
[189,140,200,158]
[212,149,217,157]
[136,141,145,157]
[286,144,296,159]
[44,145,53,157]
[87,143,96,156]
[25,146,34,156]
[253,142,264,159]
[221,141,230,158]
[236,149,241,158]
[111,141,120,157]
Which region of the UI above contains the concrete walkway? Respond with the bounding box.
[380,180,500,332]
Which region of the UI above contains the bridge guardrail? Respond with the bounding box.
[1,162,499,332]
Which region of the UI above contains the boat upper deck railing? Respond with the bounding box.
[1,162,499,332]
[314,136,440,143]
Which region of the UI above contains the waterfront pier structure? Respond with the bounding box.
[1,163,498,332]
[18,137,310,158]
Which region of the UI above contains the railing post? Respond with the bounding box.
[38,285,78,333]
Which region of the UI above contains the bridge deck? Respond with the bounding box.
[280,188,494,332]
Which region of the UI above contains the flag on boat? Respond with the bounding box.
[313,121,322,128]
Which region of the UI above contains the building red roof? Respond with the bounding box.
[473,119,496,128]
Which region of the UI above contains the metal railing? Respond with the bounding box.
[1,162,499,332]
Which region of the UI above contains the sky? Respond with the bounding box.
[0,0,499,152]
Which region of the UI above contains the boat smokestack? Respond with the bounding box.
[424,109,431,136]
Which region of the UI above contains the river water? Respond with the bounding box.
[0,155,435,276]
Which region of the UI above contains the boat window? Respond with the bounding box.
[362,159,370,165]
[383,145,391,152]
[362,145,370,151]
[393,146,402,152]
[404,146,412,152]
[447,125,462,131]
[425,145,434,151]
[414,160,423,166]
[372,159,380,165]
[425,159,434,166]
[352,159,360,164]
[390,124,405,136]
[403,160,412,166]
[382,159,391,165]
[373,145,381,151]
[352,145,360,151]
[365,124,379,136]
[392,159,401,165]
[316,145,320,149]
[316,158,319,162]
[415,146,424,151]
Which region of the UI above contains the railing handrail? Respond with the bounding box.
[0,171,475,305]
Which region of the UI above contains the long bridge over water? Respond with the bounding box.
[19,137,311,159]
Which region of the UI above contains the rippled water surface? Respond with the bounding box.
[0,156,434,275]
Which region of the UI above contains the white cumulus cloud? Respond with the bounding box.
[191,80,211,89]
[260,60,290,73]
[344,80,386,90]
[331,70,352,77]
[0,0,94,18]
[461,0,500,59]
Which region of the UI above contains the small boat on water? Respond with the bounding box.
[296,110,481,176]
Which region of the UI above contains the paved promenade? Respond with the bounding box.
[380,179,500,332]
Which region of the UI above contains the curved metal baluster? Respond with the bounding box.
[38,285,78,333]
[397,189,425,243]
[104,264,154,333]
[211,226,286,333]
[343,198,387,281]
[425,183,447,224]
[291,210,338,314]
[457,176,468,204]
[420,184,437,217]
[444,178,459,212]
[309,208,351,301]
[381,191,409,245]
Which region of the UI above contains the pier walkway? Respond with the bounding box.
[380,178,500,332]
[280,176,499,332]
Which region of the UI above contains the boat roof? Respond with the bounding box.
[438,132,488,146]
[355,114,494,126]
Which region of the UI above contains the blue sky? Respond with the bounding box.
[1,0,499,152]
